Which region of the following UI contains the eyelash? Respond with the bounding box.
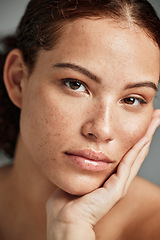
[120,97,147,106]
[62,78,147,106]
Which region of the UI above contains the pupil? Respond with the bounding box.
[70,81,81,90]
[125,97,135,104]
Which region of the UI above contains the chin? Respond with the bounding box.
[64,186,98,196]
[47,165,116,196]
[59,168,117,196]
[59,178,104,196]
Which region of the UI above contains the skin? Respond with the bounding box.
[20,19,159,195]
[0,18,160,240]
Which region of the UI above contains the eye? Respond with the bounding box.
[63,79,87,92]
[121,97,147,106]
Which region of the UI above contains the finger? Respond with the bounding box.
[46,189,78,220]
[123,112,160,193]
[119,111,160,178]
[108,111,160,196]
[152,109,160,118]
[115,135,149,183]
[69,186,122,226]
[145,115,160,141]
[46,111,160,230]
[123,141,150,194]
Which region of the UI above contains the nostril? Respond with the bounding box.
[88,133,97,139]
[88,132,113,142]
[82,122,114,142]
[88,133,94,136]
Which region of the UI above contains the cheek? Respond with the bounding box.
[119,112,153,153]
[20,88,81,160]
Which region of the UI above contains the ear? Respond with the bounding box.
[3,49,28,108]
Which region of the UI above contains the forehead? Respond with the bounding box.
[37,18,160,85]
[58,18,158,56]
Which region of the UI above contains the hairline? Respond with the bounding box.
[26,14,159,77]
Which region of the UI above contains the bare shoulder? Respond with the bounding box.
[130,176,160,207]
[94,176,160,240]
[123,176,160,240]
[130,176,160,200]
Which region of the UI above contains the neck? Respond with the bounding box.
[0,135,57,240]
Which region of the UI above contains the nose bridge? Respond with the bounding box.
[82,97,115,142]
[95,98,113,131]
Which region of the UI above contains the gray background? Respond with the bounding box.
[0,0,160,186]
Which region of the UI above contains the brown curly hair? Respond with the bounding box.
[0,0,160,158]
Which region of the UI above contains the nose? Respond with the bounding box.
[81,101,115,143]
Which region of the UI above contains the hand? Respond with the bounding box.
[46,109,160,240]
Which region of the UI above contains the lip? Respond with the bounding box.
[65,149,114,171]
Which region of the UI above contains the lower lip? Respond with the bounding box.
[66,154,111,171]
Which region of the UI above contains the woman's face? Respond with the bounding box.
[20,18,160,195]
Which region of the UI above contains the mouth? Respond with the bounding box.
[65,149,115,171]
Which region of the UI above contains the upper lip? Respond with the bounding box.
[65,149,114,163]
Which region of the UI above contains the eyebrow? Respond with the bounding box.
[53,62,101,83]
[124,82,158,91]
[53,62,158,91]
